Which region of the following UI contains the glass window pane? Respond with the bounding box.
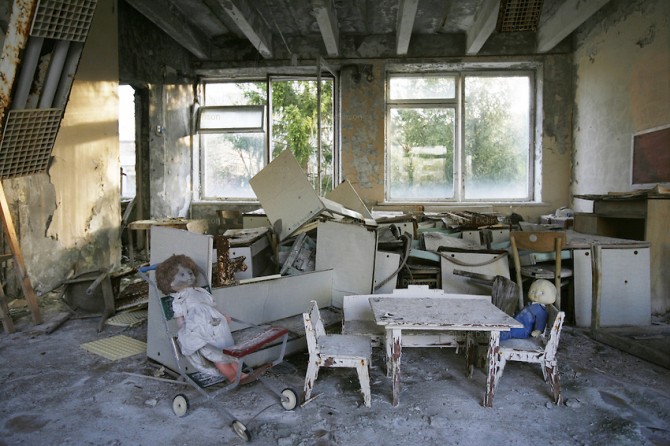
[464,76,530,200]
[389,76,456,100]
[270,78,334,194]
[388,107,455,200]
[204,82,266,106]
[198,106,264,132]
[202,132,264,199]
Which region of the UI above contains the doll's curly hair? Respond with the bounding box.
[155,254,199,294]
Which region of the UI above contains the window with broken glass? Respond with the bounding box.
[197,77,336,201]
[386,72,534,202]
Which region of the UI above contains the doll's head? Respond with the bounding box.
[528,279,557,305]
[156,254,199,294]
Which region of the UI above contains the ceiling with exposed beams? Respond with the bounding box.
[123,0,611,63]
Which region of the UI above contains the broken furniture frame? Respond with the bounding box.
[61,268,116,332]
[438,247,510,296]
[249,149,376,242]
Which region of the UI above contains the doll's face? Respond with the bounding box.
[528,279,556,305]
[170,265,196,291]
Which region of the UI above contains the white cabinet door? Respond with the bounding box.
[573,246,651,327]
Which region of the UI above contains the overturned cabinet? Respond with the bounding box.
[315,220,378,308]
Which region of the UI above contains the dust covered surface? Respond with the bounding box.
[1,301,669,446]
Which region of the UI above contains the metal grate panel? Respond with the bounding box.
[0,108,63,178]
[31,0,98,42]
[497,0,544,32]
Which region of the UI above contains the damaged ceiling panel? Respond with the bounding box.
[0,0,98,178]
[122,0,612,62]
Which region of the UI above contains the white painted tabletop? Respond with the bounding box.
[369,297,523,331]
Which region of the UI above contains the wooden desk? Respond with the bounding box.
[574,193,670,315]
[369,296,522,407]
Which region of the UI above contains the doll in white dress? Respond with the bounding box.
[156,254,247,382]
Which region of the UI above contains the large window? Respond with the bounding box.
[387,72,533,202]
[198,76,336,201]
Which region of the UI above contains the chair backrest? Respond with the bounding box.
[543,304,565,361]
[491,275,519,316]
[510,231,566,253]
[303,300,325,355]
[510,231,566,309]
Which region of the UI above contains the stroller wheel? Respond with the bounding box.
[172,394,189,417]
[280,387,299,411]
[232,420,250,442]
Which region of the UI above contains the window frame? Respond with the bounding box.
[196,105,266,133]
[385,69,537,204]
[195,74,339,202]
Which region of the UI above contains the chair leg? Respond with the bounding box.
[356,361,372,407]
[303,359,320,401]
[545,360,561,404]
[486,353,507,408]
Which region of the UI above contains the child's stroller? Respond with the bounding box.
[138,261,300,442]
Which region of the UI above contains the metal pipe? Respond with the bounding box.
[52,42,84,108]
[11,36,44,109]
[38,39,70,108]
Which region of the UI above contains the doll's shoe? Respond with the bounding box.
[239,363,271,385]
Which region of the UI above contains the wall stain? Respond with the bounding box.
[636,25,656,47]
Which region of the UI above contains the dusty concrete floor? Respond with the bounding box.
[1,292,670,446]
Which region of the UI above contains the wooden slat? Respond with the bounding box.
[0,181,42,324]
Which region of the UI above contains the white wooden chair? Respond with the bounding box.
[492,304,565,405]
[303,300,372,407]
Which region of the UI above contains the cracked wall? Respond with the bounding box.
[572,0,670,204]
[3,0,119,294]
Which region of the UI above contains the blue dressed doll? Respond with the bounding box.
[501,279,557,340]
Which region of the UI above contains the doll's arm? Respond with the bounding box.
[531,306,548,337]
[174,316,185,328]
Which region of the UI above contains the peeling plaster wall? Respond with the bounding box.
[119,1,195,221]
[340,57,573,222]
[3,0,119,293]
[572,0,670,315]
[340,62,386,204]
[147,83,194,219]
[572,0,670,206]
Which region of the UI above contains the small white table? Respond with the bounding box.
[369,296,522,407]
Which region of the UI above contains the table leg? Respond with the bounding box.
[465,331,476,378]
[484,330,500,407]
[389,328,402,407]
[385,328,393,377]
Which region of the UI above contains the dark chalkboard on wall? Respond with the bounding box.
[631,124,670,185]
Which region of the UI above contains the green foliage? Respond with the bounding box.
[464,77,528,184]
[243,79,334,193]
[390,75,530,200]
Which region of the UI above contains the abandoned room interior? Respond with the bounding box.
[0,0,669,444]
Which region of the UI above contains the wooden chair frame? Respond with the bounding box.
[303,300,372,407]
[510,231,569,310]
[492,304,565,405]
